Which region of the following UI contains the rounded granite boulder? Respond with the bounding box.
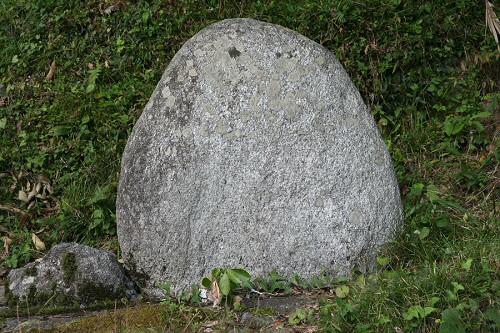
[117,18,402,292]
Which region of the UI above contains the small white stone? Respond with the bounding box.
[189,68,198,77]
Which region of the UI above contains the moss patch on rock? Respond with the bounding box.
[44,304,166,333]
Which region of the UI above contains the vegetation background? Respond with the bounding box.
[0,0,498,331]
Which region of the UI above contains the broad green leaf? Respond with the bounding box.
[404,306,421,321]
[211,268,222,280]
[446,290,457,301]
[50,125,71,136]
[226,268,251,286]
[435,217,449,228]
[230,268,251,279]
[471,111,491,119]
[0,118,6,129]
[288,308,309,325]
[88,185,110,204]
[443,116,465,136]
[423,307,437,317]
[335,285,349,298]
[355,274,366,287]
[426,184,440,202]
[201,277,211,289]
[219,272,231,296]
[484,308,500,327]
[409,183,425,198]
[452,282,464,293]
[226,269,242,284]
[86,66,101,93]
[404,305,436,320]
[461,258,473,271]
[440,308,465,333]
[376,256,390,266]
[428,297,440,307]
[418,227,430,240]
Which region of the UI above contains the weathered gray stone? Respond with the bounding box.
[117,18,402,292]
[6,243,137,306]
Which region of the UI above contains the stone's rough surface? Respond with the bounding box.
[6,243,137,306]
[117,18,403,292]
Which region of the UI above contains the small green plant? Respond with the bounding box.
[439,308,466,333]
[160,282,173,304]
[288,307,315,325]
[254,271,291,293]
[201,268,252,306]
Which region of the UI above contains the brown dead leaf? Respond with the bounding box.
[233,295,242,308]
[208,280,222,307]
[3,236,12,255]
[486,1,500,51]
[32,233,46,251]
[100,0,125,15]
[18,190,29,202]
[0,204,29,218]
[45,60,56,81]
[202,320,219,332]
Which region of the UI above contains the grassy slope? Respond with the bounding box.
[0,0,498,331]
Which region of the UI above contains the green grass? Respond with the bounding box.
[0,0,498,332]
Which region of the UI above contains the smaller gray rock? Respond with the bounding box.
[240,312,274,329]
[6,243,137,306]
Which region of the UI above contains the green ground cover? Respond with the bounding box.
[0,0,498,331]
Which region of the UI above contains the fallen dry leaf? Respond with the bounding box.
[0,204,30,218]
[486,0,500,51]
[202,320,219,332]
[32,233,46,251]
[45,60,56,81]
[208,279,222,307]
[18,190,29,202]
[3,236,12,255]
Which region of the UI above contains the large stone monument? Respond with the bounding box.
[117,18,402,292]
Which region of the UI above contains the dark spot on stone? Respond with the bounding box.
[25,265,37,276]
[228,46,241,58]
[275,52,282,58]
